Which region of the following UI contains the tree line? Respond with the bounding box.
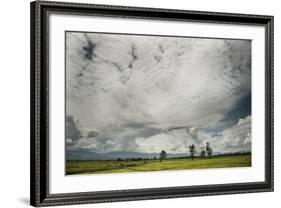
[159,142,213,162]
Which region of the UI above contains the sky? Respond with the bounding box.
[65,32,251,154]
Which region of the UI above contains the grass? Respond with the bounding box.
[66,154,251,175]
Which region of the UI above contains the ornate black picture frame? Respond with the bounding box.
[30,0,274,207]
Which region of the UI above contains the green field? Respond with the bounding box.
[66,154,251,175]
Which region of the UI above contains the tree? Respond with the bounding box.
[189,144,196,160]
[206,142,213,158]
[160,150,167,162]
[200,147,206,158]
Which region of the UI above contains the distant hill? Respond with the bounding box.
[66,149,187,161]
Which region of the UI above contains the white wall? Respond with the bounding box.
[0,0,279,207]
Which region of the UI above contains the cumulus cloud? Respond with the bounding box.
[133,115,251,154]
[218,115,251,152]
[65,115,82,143]
[66,32,251,154]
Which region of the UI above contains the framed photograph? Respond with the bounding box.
[30,0,274,207]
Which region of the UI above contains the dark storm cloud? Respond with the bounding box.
[82,35,96,60]
[221,93,251,129]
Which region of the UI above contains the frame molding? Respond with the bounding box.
[30,0,274,207]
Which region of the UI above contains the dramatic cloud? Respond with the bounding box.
[66,32,251,154]
[131,115,251,154]
[218,115,251,152]
[65,115,82,143]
